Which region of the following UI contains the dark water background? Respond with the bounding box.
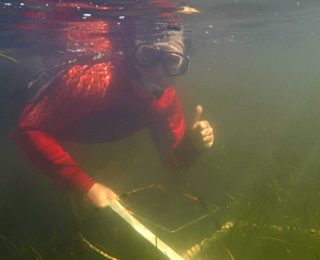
[1,0,320,259]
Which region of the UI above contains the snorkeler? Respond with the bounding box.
[12,1,214,209]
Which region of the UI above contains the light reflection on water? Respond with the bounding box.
[1,0,320,259]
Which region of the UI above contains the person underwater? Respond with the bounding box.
[12,1,214,209]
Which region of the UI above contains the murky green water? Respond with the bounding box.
[1,0,320,259]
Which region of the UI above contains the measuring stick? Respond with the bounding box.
[110,200,184,260]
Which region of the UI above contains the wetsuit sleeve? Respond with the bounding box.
[13,128,95,192]
[148,87,200,170]
[12,64,113,192]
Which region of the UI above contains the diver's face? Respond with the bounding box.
[130,44,189,98]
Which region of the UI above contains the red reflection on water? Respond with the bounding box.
[14,0,114,55]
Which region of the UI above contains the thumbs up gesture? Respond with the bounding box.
[189,105,214,150]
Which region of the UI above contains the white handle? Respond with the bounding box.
[110,200,184,260]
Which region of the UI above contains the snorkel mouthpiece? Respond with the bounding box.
[152,84,164,99]
[141,77,164,99]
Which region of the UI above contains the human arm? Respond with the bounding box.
[148,87,214,170]
[13,111,118,208]
[13,63,119,208]
[12,127,96,192]
[167,105,214,169]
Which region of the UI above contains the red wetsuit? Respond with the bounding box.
[13,0,196,193]
[13,61,196,192]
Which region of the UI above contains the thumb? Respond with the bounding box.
[193,105,203,126]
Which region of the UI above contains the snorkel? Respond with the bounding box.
[140,76,165,99]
